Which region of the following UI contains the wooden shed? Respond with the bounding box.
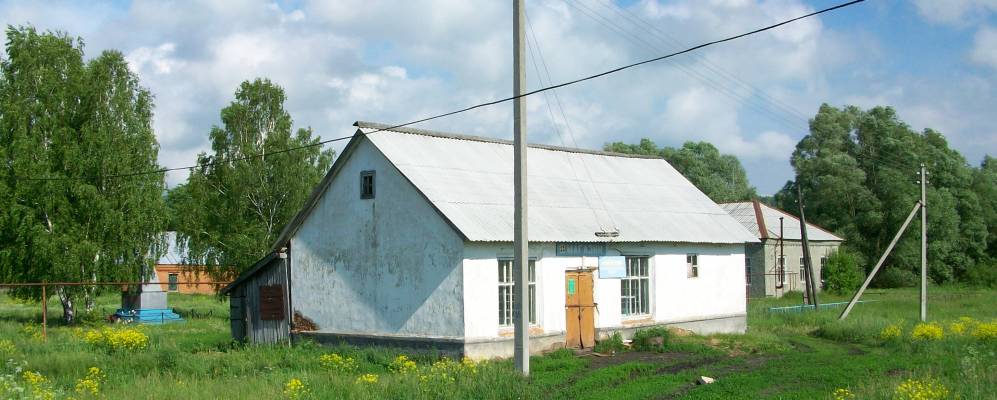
[221,251,291,344]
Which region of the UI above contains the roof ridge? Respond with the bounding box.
[354,120,662,160]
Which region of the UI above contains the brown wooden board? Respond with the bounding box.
[259,285,285,321]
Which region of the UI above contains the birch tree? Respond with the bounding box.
[0,26,166,323]
[174,79,334,277]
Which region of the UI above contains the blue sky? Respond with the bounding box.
[1,0,994,194]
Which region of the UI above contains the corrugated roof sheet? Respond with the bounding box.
[359,122,758,244]
[719,201,845,242]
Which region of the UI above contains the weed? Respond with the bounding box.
[593,332,625,354]
[911,323,944,341]
[894,377,949,400]
[631,327,671,352]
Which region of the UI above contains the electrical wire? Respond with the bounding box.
[525,10,618,233]
[562,0,809,134]
[10,0,865,182]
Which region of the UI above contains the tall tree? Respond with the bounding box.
[0,26,167,323]
[174,79,334,277]
[605,139,757,203]
[778,104,991,285]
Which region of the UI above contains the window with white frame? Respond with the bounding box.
[799,256,806,281]
[745,257,752,285]
[621,256,650,316]
[498,259,536,326]
[686,254,699,278]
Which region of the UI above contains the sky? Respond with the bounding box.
[1,0,995,194]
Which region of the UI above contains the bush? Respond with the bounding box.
[631,327,671,352]
[874,268,918,288]
[593,332,625,354]
[823,248,864,294]
[911,323,944,341]
[83,327,149,352]
[964,258,997,288]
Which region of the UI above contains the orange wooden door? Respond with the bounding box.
[565,271,596,349]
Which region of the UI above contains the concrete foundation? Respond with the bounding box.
[295,313,745,360]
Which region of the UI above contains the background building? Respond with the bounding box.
[720,201,845,298]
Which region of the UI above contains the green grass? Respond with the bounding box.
[1,286,995,399]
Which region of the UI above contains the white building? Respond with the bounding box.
[223,121,759,358]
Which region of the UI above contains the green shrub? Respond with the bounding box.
[824,248,865,294]
[631,327,671,352]
[964,258,997,288]
[593,332,625,354]
[874,268,918,288]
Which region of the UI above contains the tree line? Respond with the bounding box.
[607,105,996,288]
[0,27,331,323]
[0,26,994,322]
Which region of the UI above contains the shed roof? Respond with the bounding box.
[274,121,758,246]
[719,200,845,242]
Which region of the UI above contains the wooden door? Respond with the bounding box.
[565,271,596,349]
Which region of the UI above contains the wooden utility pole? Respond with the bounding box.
[920,164,928,321]
[512,0,530,376]
[796,186,818,308]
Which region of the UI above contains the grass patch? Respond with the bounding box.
[1,286,995,399]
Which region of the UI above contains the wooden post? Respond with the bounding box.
[41,283,47,341]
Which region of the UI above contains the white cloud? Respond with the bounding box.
[2,0,990,194]
[971,26,997,70]
[913,0,997,26]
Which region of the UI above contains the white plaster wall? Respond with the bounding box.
[462,242,747,339]
[290,138,466,337]
[650,244,746,323]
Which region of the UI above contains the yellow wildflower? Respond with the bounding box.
[318,353,357,373]
[355,374,379,384]
[283,378,309,399]
[971,321,997,341]
[894,378,949,400]
[880,324,903,341]
[911,323,944,341]
[75,366,106,396]
[389,354,417,374]
[0,339,15,356]
[833,388,855,400]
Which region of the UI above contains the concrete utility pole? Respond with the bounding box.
[797,185,818,308]
[840,201,922,320]
[512,0,530,376]
[920,164,928,321]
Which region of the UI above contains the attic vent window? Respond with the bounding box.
[360,170,375,199]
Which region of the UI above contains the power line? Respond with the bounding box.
[589,0,812,122]
[11,0,865,182]
[525,10,617,233]
[563,0,809,134]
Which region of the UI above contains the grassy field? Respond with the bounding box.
[1,287,995,399]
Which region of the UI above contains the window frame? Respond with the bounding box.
[799,256,806,282]
[498,259,537,327]
[360,170,375,199]
[686,253,699,279]
[621,256,651,317]
[776,255,786,289]
[167,273,179,292]
[745,256,752,285]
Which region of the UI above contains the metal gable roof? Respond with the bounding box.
[719,201,845,242]
[358,122,758,244]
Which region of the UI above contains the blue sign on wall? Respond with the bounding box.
[555,243,607,257]
[598,256,627,279]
